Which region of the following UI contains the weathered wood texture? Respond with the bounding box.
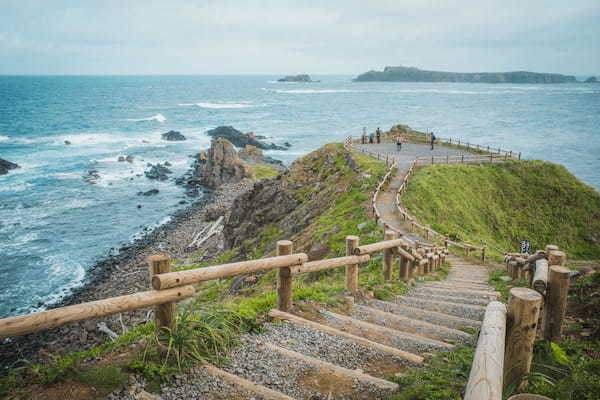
[354,238,406,255]
[148,254,175,329]
[383,230,397,281]
[292,254,369,275]
[532,258,549,294]
[504,287,543,389]
[152,253,308,290]
[542,266,570,342]
[277,240,293,312]
[346,236,360,293]
[0,286,195,340]
[464,301,507,400]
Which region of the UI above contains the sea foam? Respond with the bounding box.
[195,102,253,109]
[126,113,167,122]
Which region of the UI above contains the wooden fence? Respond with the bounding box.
[464,245,570,400]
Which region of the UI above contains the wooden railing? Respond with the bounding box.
[464,245,570,399]
[416,153,514,165]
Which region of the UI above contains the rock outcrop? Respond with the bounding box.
[354,66,578,83]
[145,163,173,181]
[195,138,255,189]
[584,76,598,83]
[206,126,287,151]
[277,74,318,82]
[162,130,186,141]
[238,145,285,170]
[0,158,19,175]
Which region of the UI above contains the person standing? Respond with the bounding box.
[369,132,374,144]
[430,132,436,150]
[396,135,402,152]
[376,127,381,144]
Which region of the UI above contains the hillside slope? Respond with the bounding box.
[403,160,600,259]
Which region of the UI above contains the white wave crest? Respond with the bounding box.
[0,135,10,142]
[273,89,358,94]
[126,113,167,122]
[195,102,253,109]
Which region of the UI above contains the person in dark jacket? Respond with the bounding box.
[396,135,402,152]
[430,132,436,150]
[376,127,381,144]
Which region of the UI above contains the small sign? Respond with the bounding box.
[520,239,531,254]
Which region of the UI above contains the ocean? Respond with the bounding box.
[0,75,599,318]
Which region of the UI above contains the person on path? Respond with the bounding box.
[369,132,374,144]
[376,127,381,144]
[430,132,436,150]
[396,135,402,152]
[361,127,366,144]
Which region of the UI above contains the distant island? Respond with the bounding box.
[354,66,578,84]
[584,76,598,83]
[277,74,319,82]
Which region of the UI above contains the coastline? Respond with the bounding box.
[0,179,254,373]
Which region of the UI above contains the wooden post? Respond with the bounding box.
[532,259,549,294]
[399,243,410,280]
[518,152,521,160]
[464,301,507,400]
[147,254,175,330]
[548,250,566,266]
[346,236,359,293]
[504,288,543,389]
[481,247,486,262]
[461,154,464,163]
[383,231,396,281]
[542,265,570,342]
[277,240,293,312]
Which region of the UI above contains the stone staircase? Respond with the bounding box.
[147,254,499,400]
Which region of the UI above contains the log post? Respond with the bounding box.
[147,254,175,330]
[504,287,543,389]
[532,259,549,294]
[481,247,486,262]
[399,243,411,280]
[383,231,397,281]
[542,265,571,342]
[548,250,566,267]
[346,236,360,293]
[464,301,507,400]
[277,240,294,312]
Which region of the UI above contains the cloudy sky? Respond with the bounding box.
[1,0,599,75]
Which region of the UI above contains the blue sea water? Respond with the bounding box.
[0,75,599,318]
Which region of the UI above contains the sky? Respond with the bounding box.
[1,0,599,76]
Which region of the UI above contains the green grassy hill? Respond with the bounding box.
[403,160,600,260]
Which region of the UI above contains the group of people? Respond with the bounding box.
[361,127,437,152]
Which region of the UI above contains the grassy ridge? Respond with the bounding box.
[403,160,600,260]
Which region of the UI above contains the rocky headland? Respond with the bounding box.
[277,74,318,82]
[584,76,599,83]
[354,65,578,83]
[0,158,19,175]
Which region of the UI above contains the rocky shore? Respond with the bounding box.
[0,158,19,175]
[0,137,285,373]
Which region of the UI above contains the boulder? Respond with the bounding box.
[0,158,19,176]
[206,126,287,151]
[144,163,173,181]
[161,130,186,141]
[64,140,72,145]
[195,138,255,189]
[137,189,160,196]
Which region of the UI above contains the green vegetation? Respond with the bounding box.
[403,161,600,260]
[488,269,529,301]
[386,345,475,400]
[250,163,279,179]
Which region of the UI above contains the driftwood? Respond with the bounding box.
[187,216,224,248]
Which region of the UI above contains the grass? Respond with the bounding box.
[385,345,476,400]
[250,163,279,179]
[402,161,600,261]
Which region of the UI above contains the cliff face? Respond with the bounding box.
[354,66,578,83]
[223,144,363,258]
[195,138,255,189]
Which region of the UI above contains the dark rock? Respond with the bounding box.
[0,158,19,176]
[206,126,287,151]
[284,142,292,148]
[126,155,134,163]
[584,76,598,83]
[83,169,100,184]
[118,156,126,162]
[164,161,172,167]
[144,163,172,181]
[137,205,142,209]
[238,145,285,169]
[64,140,72,145]
[137,189,159,196]
[161,130,186,141]
[277,74,318,82]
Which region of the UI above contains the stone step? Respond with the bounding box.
[352,304,472,343]
[394,296,486,321]
[446,278,490,285]
[319,309,453,354]
[363,298,481,331]
[407,291,491,306]
[423,281,493,291]
[412,286,500,300]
